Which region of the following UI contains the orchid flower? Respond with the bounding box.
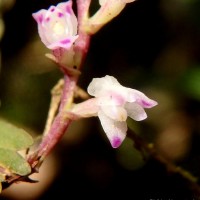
[32,0,78,67]
[32,0,78,50]
[85,0,136,34]
[71,75,158,148]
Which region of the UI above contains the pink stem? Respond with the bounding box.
[36,113,72,159]
[76,0,91,23]
[28,75,76,166]
[74,0,91,69]
[59,75,76,111]
[28,0,91,168]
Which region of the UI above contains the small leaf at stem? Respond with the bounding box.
[0,148,31,176]
[0,120,33,151]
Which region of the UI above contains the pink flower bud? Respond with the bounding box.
[86,0,136,34]
[32,0,78,50]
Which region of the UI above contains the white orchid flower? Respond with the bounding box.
[71,75,158,148]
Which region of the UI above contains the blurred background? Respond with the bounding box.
[1,0,200,199]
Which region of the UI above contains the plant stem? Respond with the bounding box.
[127,130,200,196]
[75,0,91,69]
[28,75,77,167]
[27,0,91,169]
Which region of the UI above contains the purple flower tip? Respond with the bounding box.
[141,100,152,107]
[111,137,122,148]
[140,100,158,108]
[58,12,64,18]
[60,39,71,44]
[66,5,72,14]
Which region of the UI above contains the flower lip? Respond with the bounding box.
[111,136,122,148]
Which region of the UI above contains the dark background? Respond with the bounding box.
[1,0,200,199]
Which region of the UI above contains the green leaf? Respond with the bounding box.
[0,120,33,150]
[0,148,31,176]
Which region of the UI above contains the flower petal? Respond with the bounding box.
[71,98,99,118]
[98,110,127,148]
[126,89,158,108]
[47,35,79,49]
[101,105,127,121]
[87,75,121,97]
[32,9,50,46]
[125,102,147,121]
[56,1,78,36]
[32,0,78,50]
